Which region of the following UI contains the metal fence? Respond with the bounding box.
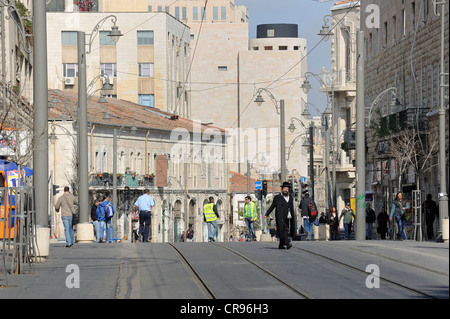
[1,186,36,286]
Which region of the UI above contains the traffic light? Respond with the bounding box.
[52,185,60,196]
[124,186,131,200]
[255,189,262,200]
[262,180,267,197]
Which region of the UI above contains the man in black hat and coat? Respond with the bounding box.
[264,182,295,249]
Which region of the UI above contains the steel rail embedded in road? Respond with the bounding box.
[213,243,311,299]
[167,243,217,299]
[291,245,439,299]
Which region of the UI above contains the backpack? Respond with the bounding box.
[105,202,115,218]
[308,200,318,222]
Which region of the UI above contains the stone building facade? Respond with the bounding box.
[361,0,449,220]
[48,90,229,243]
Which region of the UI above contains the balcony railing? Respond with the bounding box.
[89,173,155,188]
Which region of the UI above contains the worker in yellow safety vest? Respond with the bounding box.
[203,196,219,242]
[243,196,258,241]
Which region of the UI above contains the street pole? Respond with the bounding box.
[113,129,118,236]
[325,114,331,211]
[309,123,315,200]
[355,31,366,241]
[33,0,50,259]
[438,0,449,240]
[280,100,286,182]
[76,31,93,242]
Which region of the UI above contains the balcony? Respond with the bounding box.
[89,172,155,188]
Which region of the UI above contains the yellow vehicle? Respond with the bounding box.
[0,160,33,239]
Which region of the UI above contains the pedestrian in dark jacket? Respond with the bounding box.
[422,194,438,240]
[91,199,100,243]
[264,182,295,249]
[377,207,389,239]
[366,203,376,239]
[328,206,339,240]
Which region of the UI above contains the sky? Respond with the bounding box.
[235,0,336,114]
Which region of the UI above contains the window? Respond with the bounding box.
[182,7,187,20]
[62,31,77,46]
[175,7,180,19]
[213,7,218,20]
[218,66,228,71]
[279,46,288,50]
[392,15,397,43]
[384,22,388,47]
[100,31,116,46]
[139,94,155,107]
[264,46,273,51]
[193,7,198,21]
[63,63,78,78]
[137,31,154,45]
[138,63,154,77]
[47,0,65,12]
[157,6,162,12]
[401,9,406,36]
[267,29,275,37]
[221,6,226,20]
[100,63,117,78]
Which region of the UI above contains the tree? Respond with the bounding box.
[383,120,439,192]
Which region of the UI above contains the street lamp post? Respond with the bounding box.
[435,1,449,242]
[301,72,336,207]
[76,16,122,242]
[33,0,50,260]
[255,89,287,182]
[355,31,366,241]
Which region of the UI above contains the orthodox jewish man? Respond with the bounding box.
[264,182,295,249]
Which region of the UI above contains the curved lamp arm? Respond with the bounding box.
[86,15,121,54]
[254,88,281,114]
[1,0,32,54]
[367,87,399,126]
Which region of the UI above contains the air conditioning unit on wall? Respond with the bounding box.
[64,77,75,86]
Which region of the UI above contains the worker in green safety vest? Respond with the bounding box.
[243,196,257,241]
[203,196,220,242]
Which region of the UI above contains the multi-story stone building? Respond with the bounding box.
[320,0,360,214]
[46,0,311,181]
[46,1,191,116]
[0,0,33,164]
[48,89,228,243]
[361,0,449,223]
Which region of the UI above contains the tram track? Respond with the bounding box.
[291,245,440,299]
[213,243,312,299]
[167,242,445,299]
[168,242,311,299]
[167,243,218,299]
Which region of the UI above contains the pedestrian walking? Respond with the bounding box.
[264,182,295,249]
[422,194,439,240]
[186,225,194,242]
[243,196,257,241]
[377,207,389,239]
[319,212,327,224]
[298,190,319,240]
[97,193,115,243]
[340,203,355,240]
[366,203,376,239]
[389,192,409,240]
[328,206,339,240]
[268,217,277,242]
[90,198,100,243]
[55,186,78,247]
[203,196,219,242]
[134,189,155,242]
